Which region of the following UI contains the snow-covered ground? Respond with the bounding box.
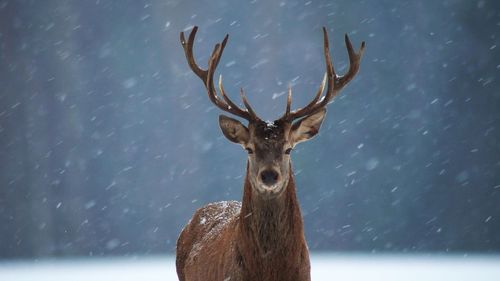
[0,254,499,281]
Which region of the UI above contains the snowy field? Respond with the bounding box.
[0,254,499,281]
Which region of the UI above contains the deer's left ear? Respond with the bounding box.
[219,115,250,145]
[290,108,327,145]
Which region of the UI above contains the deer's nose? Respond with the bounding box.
[260,169,279,186]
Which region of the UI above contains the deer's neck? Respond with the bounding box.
[236,163,307,278]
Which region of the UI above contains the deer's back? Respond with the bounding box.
[176,200,242,281]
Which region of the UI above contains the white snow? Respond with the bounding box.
[84,200,96,209]
[188,201,241,260]
[0,254,498,281]
[122,78,137,89]
[365,158,379,171]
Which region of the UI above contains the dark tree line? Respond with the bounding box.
[0,0,499,259]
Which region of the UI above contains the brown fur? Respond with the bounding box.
[176,164,310,281]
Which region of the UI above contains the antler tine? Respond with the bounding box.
[180,26,257,121]
[218,75,239,109]
[281,73,326,120]
[314,26,337,108]
[214,34,229,69]
[207,44,256,119]
[283,26,365,122]
[180,26,205,80]
[323,27,335,79]
[205,43,227,105]
[284,86,292,118]
[218,75,257,119]
[337,34,366,89]
[240,88,258,119]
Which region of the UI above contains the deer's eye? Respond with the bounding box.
[285,148,293,155]
[245,148,254,154]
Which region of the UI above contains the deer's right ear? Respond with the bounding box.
[219,115,250,145]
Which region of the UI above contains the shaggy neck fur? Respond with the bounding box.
[236,163,308,280]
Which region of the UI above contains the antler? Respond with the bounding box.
[281,27,365,121]
[180,26,258,121]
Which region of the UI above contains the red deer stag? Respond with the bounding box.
[176,26,365,281]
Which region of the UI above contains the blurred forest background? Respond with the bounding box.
[0,0,499,259]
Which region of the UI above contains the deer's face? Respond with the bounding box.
[219,109,326,199]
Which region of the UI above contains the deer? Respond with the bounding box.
[176,26,365,281]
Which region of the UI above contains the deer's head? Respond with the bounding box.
[180,26,365,199]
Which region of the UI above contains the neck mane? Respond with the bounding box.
[236,163,307,279]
